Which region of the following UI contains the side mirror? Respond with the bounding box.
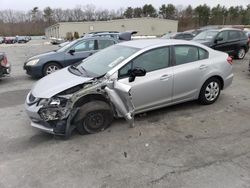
[128,67,146,82]
[68,49,75,55]
[215,37,223,43]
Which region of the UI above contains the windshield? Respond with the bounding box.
[78,45,139,76]
[193,30,219,40]
[56,40,77,52]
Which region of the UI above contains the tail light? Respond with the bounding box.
[227,56,233,65]
[0,56,8,67]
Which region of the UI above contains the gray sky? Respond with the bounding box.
[0,0,249,11]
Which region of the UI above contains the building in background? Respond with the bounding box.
[45,18,178,39]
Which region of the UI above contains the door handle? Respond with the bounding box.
[160,74,171,81]
[199,65,208,70]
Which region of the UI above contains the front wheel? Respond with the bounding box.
[237,48,246,59]
[43,62,61,76]
[198,77,221,105]
[75,101,113,134]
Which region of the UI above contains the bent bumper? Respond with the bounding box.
[31,122,54,134]
[25,102,67,135]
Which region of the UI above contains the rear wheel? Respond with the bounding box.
[237,48,246,59]
[43,62,61,76]
[198,77,221,105]
[75,101,113,134]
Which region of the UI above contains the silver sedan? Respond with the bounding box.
[25,39,233,137]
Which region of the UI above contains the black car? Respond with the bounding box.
[0,52,11,77]
[193,28,249,59]
[24,37,118,78]
[162,32,194,40]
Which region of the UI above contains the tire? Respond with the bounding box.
[43,62,61,76]
[75,101,113,135]
[237,48,246,59]
[198,77,221,105]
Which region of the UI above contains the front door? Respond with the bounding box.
[213,31,230,53]
[118,46,173,112]
[64,39,97,67]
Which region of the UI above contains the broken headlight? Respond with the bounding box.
[38,97,67,107]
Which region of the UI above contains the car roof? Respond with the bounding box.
[76,36,118,42]
[118,39,206,49]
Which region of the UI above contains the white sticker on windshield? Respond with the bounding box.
[108,57,125,68]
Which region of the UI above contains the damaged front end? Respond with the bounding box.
[25,76,135,138]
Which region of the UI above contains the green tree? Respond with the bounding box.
[43,7,53,25]
[134,7,143,18]
[159,4,176,19]
[209,4,225,25]
[31,7,39,21]
[242,4,250,25]
[142,4,157,17]
[194,4,210,27]
[124,7,133,18]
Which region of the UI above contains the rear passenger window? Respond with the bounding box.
[174,46,199,65]
[199,48,209,60]
[98,40,115,49]
[228,31,240,41]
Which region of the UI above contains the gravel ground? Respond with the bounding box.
[0,40,250,188]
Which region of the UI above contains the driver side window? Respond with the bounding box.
[119,47,170,78]
[216,31,228,42]
[74,40,95,52]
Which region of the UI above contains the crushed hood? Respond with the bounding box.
[31,67,93,98]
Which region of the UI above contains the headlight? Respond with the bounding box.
[38,98,62,106]
[38,98,50,106]
[26,59,39,66]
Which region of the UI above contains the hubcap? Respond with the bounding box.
[238,49,245,59]
[84,112,104,130]
[205,82,219,101]
[46,65,59,75]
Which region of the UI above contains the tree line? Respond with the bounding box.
[0,4,250,36]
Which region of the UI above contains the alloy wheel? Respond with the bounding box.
[46,65,59,75]
[238,48,245,59]
[205,82,220,102]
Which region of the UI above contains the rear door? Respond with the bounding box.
[64,39,97,66]
[227,30,242,55]
[172,45,210,103]
[213,31,230,53]
[118,46,173,112]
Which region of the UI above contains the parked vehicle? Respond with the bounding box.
[4,37,16,44]
[193,28,249,59]
[16,36,28,43]
[84,31,137,41]
[162,32,194,40]
[0,36,4,44]
[58,41,70,47]
[50,37,64,45]
[25,39,233,138]
[0,52,11,77]
[24,37,119,78]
